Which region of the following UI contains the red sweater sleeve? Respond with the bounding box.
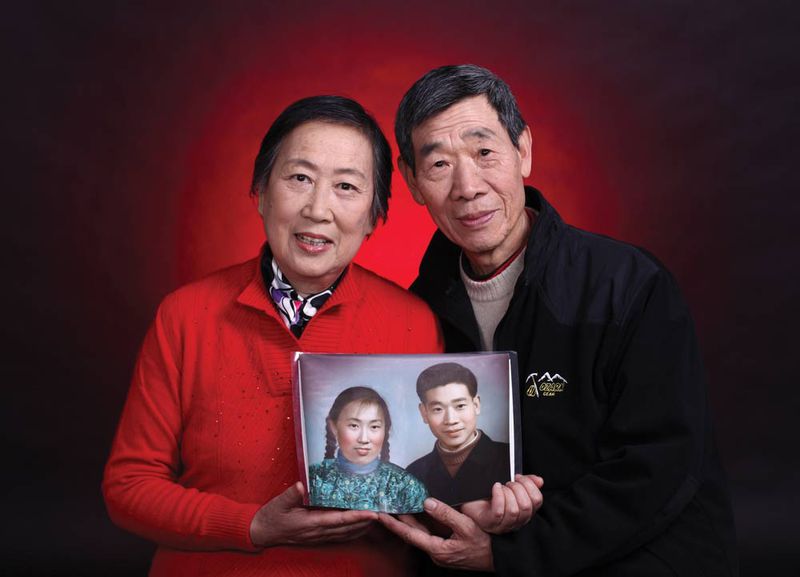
[102,294,261,552]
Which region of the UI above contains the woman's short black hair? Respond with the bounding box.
[250,95,391,225]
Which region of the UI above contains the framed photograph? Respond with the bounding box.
[292,352,520,513]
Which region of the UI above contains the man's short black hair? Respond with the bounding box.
[395,64,526,173]
[250,95,391,225]
[416,362,478,402]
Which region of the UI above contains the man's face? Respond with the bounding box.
[400,95,532,276]
[419,382,481,451]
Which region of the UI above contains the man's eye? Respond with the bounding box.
[293,174,309,182]
[432,160,446,168]
[339,182,356,191]
[479,149,492,157]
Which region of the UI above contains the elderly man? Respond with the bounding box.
[380,65,737,576]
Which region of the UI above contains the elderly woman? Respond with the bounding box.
[102,96,443,576]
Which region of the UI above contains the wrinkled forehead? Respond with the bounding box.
[411,95,506,153]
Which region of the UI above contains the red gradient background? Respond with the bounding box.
[4,1,799,575]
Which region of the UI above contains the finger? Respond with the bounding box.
[507,481,532,525]
[527,474,544,489]
[306,519,374,542]
[272,481,305,510]
[499,485,520,527]
[396,514,432,534]
[490,482,506,520]
[312,508,378,528]
[423,498,477,537]
[378,513,444,553]
[516,475,543,506]
[515,475,544,512]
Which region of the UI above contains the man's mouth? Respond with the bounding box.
[457,210,495,228]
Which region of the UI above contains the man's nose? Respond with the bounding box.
[444,407,457,424]
[450,160,484,201]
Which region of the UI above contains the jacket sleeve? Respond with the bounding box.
[102,295,261,552]
[492,270,710,576]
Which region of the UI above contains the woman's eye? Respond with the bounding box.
[339,182,354,191]
[432,160,446,168]
[479,148,492,157]
[293,174,309,182]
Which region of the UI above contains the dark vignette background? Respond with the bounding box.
[2,1,798,575]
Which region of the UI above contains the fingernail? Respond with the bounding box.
[424,498,438,511]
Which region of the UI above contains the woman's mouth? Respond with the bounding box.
[295,233,332,252]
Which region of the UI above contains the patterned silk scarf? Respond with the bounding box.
[266,257,339,338]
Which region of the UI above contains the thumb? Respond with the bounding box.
[424,498,474,536]
[272,481,305,509]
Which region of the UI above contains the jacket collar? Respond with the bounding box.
[412,186,564,328]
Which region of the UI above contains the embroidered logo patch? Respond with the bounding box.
[525,372,567,398]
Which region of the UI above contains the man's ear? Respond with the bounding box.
[473,395,481,416]
[418,402,429,425]
[257,192,265,216]
[518,126,533,178]
[398,156,426,206]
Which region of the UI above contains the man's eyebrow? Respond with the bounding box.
[418,127,498,159]
[462,127,497,140]
[419,141,442,159]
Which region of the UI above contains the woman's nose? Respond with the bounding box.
[302,187,334,222]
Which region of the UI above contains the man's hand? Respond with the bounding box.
[250,482,377,547]
[379,498,494,571]
[461,474,544,534]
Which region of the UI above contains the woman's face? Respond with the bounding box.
[331,400,386,465]
[259,121,375,296]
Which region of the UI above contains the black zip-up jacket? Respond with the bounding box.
[411,188,738,577]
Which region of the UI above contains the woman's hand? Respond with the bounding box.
[460,474,544,534]
[249,482,378,547]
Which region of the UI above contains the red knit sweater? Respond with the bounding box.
[103,255,443,576]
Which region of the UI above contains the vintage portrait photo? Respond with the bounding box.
[292,352,520,513]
